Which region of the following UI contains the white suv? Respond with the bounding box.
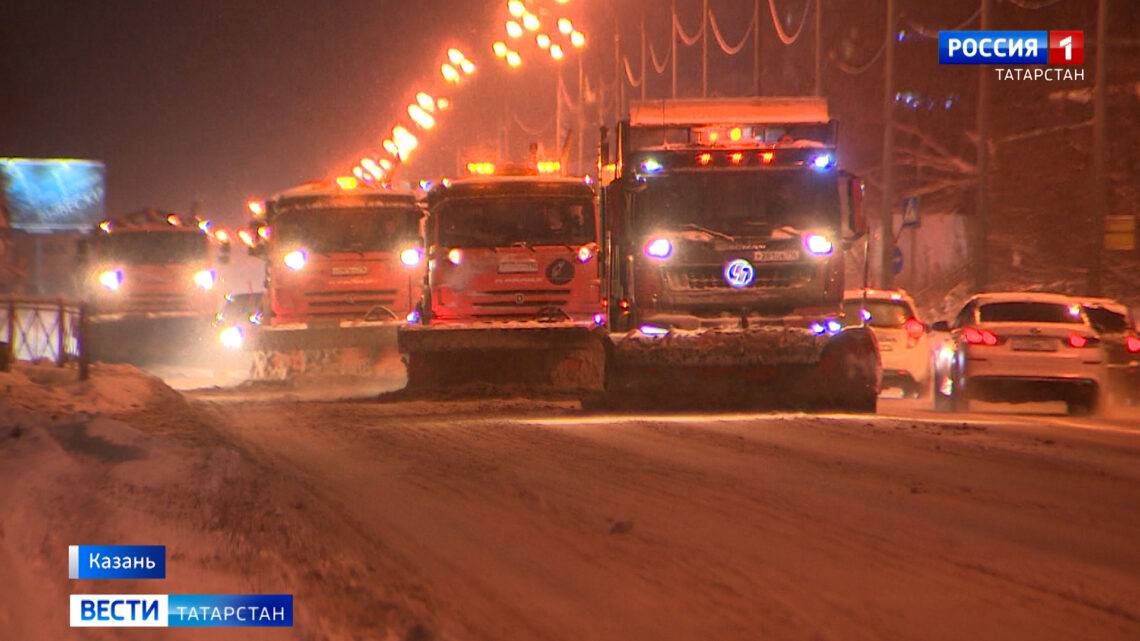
[843,289,930,398]
[932,292,1108,415]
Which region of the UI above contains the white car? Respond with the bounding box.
[932,292,1107,415]
[843,289,930,398]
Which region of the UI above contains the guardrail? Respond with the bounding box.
[0,297,88,380]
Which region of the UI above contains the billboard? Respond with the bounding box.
[1,158,106,232]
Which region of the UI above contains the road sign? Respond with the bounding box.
[901,196,920,228]
[891,246,904,275]
[1105,214,1135,251]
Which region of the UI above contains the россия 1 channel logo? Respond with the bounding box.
[939,30,1085,81]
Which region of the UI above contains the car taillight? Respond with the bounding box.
[963,327,999,346]
[1067,334,1100,349]
[904,318,925,340]
[1127,335,1140,353]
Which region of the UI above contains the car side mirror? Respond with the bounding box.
[931,320,951,333]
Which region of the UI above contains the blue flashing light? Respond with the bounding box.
[861,308,872,322]
[827,319,843,334]
[810,322,826,335]
[639,324,670,337]
[640,158,664,174]
[406,310,421,324]
[811,153,835,170]
[593,313,606,327]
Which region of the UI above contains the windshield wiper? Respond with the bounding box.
[681,223,735,242]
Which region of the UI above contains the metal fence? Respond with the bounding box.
[1,297,88,379]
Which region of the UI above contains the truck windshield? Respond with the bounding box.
[273,208,420,253]
[636,171,839,235]
[94,231,207,265]
[436,197,596,248]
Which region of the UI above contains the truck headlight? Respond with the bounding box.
[219,326,244,350]
[804,234,834,256]
[283,249,308,271]
[400,247,423,267]
[194,269,217,290]
[98,269,123,291]
[644,237,673,260]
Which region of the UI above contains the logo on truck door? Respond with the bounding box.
[546,259,575,285]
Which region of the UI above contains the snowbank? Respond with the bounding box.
[0,362,187,417]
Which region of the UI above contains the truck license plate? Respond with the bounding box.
[1012,337,1057,352]
[499,262,538,274]
[753,249,801,262]
[332,266,368,276]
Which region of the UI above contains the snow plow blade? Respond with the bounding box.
[398,324,608,397]
[87,315,214,366]
[606,326,880,412]
[247,322,401,381]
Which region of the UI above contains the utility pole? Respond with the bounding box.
[878,0,897,288]
[753,0,761,95]
[640,18,648,101]
[672,0,679,98]
[972,0,992,292]
[701,0,709,97]
[1089,0,1109,295]
[813,0,823,96]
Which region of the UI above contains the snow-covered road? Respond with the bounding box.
[198,397,1140,641]
[2,364,1138,640]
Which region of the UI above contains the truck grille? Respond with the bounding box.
[303,290,398,315]
[665,265,815,290]
[467,288,573,318]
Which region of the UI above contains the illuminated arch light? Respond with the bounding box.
[522,13,540,32]
[570,31,586,48]
[447,48,465,65]
[493,41,508,57]
[441,63,460,83]
[436,97,451,111]
[378,158,393,171]
[558,18,573,35]
[506,50,522,67]
[508,1,525,18]
[352,166,365,180]
[536,33,551,49]
[408,104,436,130]
[392,126,419,159]
[506,20,523,39]
[459,59,476,75]
[383,139,399,156]
[549,44,564,60]
[416,92,436,111]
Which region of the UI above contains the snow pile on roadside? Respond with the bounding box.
[0,362,187,417]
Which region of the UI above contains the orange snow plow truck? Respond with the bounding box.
[397,166,607,395]
[244,179,425,380]
[80,208,230,364]
[598,98,881,410]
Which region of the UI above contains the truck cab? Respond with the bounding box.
[261,181,424,325]
[81,209,227,320]
[605,98,865,332]
[420,171,602,326]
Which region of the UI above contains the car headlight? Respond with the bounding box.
[804,234,834,256]
[98,269,123,291]
[219,326,244,350]
[644,237,673,260]
[283,249,308,271]
[400,247,423,267]
[194,269,217,290]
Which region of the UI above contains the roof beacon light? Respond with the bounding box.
[812,153,836,170]
[640,158,664,174]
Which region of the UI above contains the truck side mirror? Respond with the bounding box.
[847,176,867,238]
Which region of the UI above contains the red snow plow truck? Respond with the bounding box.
[397,166,607,394]
[243,179,425,379]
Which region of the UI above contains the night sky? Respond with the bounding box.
[3,0,1121,232]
